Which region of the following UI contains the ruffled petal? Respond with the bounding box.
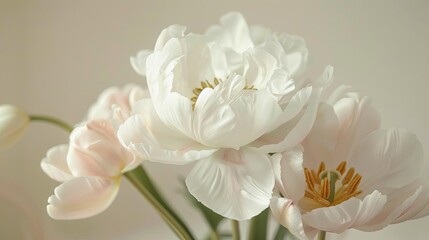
[302,191,387,233]
[47,177,119,220]
[193,74,282,149]
[270,196,308,240]
[255,88,321,153]
[118,105,216,164]
[205,12,254,53]
[41,144,73,182]
[186,147,274,220]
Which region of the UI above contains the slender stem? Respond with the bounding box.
[248,208,269,240]
[231,220,240,240]
[30,115,74,133]
[124,167,194,240]
[318,231,326,240]
[209,230,220,240]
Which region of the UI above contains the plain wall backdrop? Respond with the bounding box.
[1,0,428,239]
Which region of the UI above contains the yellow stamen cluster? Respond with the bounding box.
[302,161,362,210]
[190,78,256,110]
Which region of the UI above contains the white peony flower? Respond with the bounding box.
[0,104,30,151]
[119,13,332,220]
[270,87,429,239]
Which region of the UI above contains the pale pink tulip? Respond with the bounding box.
[270,87,429,239]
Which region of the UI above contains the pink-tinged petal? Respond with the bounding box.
[302,103,339,170]
[279,147,306,202]
[333,97,381,164]
[270,196,308,240]
[357,183,424,231]
[41,144,73,182]
[47,177,119,220]
[87,85,141,121]
[352,128,424,191]
[302,191,387,233]
[256,88,321,153]
[186,147,274,220]
[68,120,130,177]
[130,50,153,76]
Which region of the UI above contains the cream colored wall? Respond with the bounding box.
[0,0,428,239]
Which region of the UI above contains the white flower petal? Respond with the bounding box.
[352,128,424,190]
[302,191,387,233]
[357,183,424,231]
[205,12,254,53]
[244,47,277,88]
[154,25,186,52]
[194,75,282,149]
[186,147,274,220]
[279,147,306,202]
[41,144,73,182]
[118,103,216,164]
[302,103,340,169]
[256,88,321,153]
[47,177,119,220]
[270,196,308,240]
[130,50,153,76]
[333,96,381,163]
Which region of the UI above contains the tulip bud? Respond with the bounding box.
[0,105,30,151]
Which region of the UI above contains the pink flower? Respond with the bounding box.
[41,84,145,219]
[41,120,141,219]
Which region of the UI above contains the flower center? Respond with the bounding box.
[299,161,363,211]
[190,78,256,110]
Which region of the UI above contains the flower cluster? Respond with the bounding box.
[1,12,428,240]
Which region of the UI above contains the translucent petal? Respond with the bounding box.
[47,177,119,220]
[186,147,274,220]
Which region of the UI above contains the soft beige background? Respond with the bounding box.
[1,0,428,239]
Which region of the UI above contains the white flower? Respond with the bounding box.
[205,12,308,78]
[119,13,332,220]
[0,104,30,151]
[41,120,141,219]
[270,87,429,239]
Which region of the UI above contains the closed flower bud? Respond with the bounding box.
[0,104,30,151]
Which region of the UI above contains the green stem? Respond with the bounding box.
[231,220,240,240]
[124,167,194,240]
[273,225,289,240]
[318,231,326,240]
[30,115,74,133]
[209,230,220,240]
[248,208,269,240]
